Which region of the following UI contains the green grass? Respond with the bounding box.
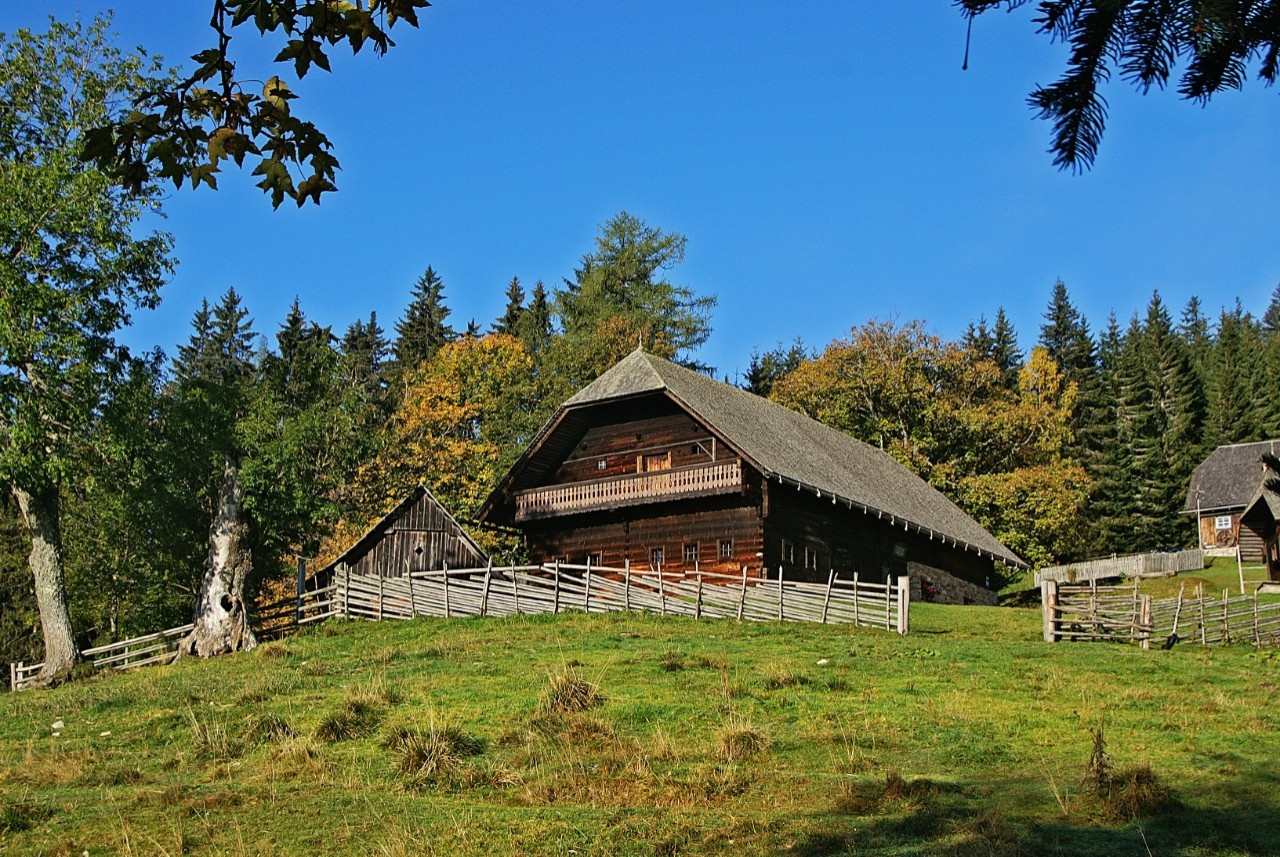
[2,606,1279,855]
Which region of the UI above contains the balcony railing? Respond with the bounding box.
[514,459,742,522]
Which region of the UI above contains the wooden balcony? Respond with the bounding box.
[514,459,742,522]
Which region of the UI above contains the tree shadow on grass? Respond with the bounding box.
[796,762,1280,857]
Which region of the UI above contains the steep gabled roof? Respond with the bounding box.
[487,349,1025,569]
[318,484,486,575]
[1185,440,1280,514]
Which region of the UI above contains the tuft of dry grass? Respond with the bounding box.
[717,718,770,762]
[256,640,290,660]
[1101,763,1175,821]
[659,647,685,672]
[186,707,242,760]
[247,714,296,743]
[540,670,604,713]
[315,699,383,743]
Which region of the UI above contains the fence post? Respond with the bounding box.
[443,563,452,619]
[1139,595,1153,650]
[342,563,350,617]
[1171,584,1185,638]
[377,573,384,622]
[480,559,492,617]
[737,565,747,621]
[658,563,666,617]
[695,573,704,620]
[511,564,521,615]
[821,568,835,624]
[406,563,417,618]
[624,558,631,613]
[1198,582,1207,645]
[884,573,892,630]
[1254,588,1261,646]
[777,566,785,621]
[9,661,15,692]
[852,572,860,626]
[1222,588,1230,645]
[1041,579,1059,642]
[896,575,910,635]
[296,557,306,627]
[584,558,593,614]
[553,560,561,614]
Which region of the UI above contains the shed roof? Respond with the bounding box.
[318,484,486,575]
[1184,440,1280,514]
[485,349,1025,569]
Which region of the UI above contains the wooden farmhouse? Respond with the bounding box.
[478,350,1025,605]
[1184,440,1280,557]
[316,484,487,582]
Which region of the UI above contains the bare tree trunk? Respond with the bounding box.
[178,454,256,658]
[13,483,80,682]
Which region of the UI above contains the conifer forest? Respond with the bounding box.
[5,14,1280,676]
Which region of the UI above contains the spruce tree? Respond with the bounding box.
[991,308,1023,388]
[1206,303,1261,446]
[492,276,526,335]
[1091,312,1133,554]
[743,339,807,397]
[393,266,455,370]
[516,280,552,358]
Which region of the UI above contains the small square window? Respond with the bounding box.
[587,552,602,566]
[1215,515,1233,531]
[684,543,699,564]
[781,539,795,565]
[650,547,665,568]
[596,459,607,471]
[719,539,733,559]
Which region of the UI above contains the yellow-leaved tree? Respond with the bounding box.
[323,334,536,564]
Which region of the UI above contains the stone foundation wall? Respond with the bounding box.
[907,562,998,606]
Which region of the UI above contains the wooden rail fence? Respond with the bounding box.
[10,562,908,691]
[1037,549,1205,585]
[1041,578,1280,648]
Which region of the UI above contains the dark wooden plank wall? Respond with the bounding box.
[346,493,486,578]
[763,488,997,587]
[525,503,765,576]
[553,414,727,485]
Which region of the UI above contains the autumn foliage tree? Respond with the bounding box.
[772,321,1088,568]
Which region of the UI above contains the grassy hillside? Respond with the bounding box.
[2,604,1278,856]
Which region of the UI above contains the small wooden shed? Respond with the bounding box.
[317,484,487,581]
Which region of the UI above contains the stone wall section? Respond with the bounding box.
[907,561,998,606]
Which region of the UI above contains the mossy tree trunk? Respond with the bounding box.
[12,483,80,681]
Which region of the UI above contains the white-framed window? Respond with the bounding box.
[719,539,733,559]
[1215,515,1233,531]
[684,543,699,564]
[804,546,819,570]
[650,547,665,568]
[781,539,795,565]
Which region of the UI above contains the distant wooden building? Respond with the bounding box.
[1185,440,1280,558]
[318,484,487,582]
[478,350,1024,604]
[1239,488,1280,581]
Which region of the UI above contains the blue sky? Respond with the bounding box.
[8,2,1280,380]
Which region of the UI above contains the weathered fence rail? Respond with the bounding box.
[331,562,909,633]
[1041,578,1280,648]
[1038,549,1205,585]
[10,563,909,691]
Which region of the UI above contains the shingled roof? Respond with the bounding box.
[1185,440,1280,514]
[497,349,1025,569]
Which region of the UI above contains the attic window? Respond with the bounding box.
[1215,515,1233,531]
[596,459,607,471]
